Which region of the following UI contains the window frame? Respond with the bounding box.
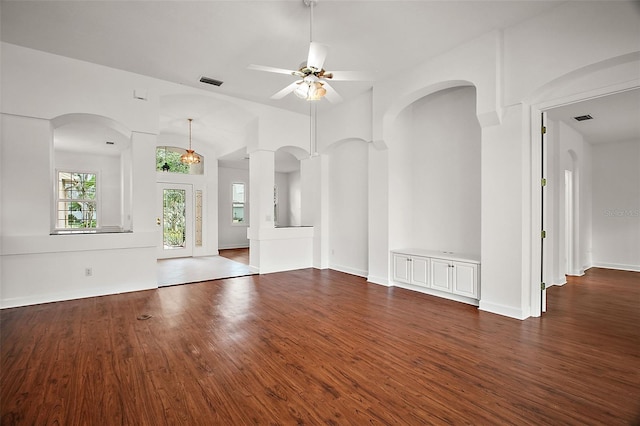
[53,169,100,232]
[231,182,247,226]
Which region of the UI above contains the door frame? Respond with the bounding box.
[529,81,640,317]
[157,182,194,259]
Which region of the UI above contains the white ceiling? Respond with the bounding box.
[2,0,637,154]
[1,0,564,114]
[547,88,640,145]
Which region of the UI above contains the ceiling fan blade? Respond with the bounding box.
[322,82,343,103]
[325,70,375,81]
[307,42,329,70]
[248,64,298,76]
[271,81,301,100]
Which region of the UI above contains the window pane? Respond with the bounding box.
[56,171,98,229]
[57,201,97,228]
[232,183,245,203]
[163,189,186,248]
[232,203,244,223]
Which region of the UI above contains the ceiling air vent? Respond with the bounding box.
[573,114,593,122]
[199,76,223,87]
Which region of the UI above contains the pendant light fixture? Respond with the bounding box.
[180,118,201,165]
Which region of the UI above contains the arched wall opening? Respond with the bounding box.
[51,113,133,233]
[274,146,305,228]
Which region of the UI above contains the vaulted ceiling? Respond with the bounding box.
[1,0,564,114]
[2,1,638,150]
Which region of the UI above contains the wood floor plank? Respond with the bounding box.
[1,267,639,424]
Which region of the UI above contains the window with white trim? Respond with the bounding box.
[56,171,98,229]
[232,182,246,224]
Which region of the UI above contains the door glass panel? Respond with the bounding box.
[163,189,186,249]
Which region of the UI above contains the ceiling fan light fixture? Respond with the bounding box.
[294,82,310,99]
[294,76,326,101]
[309,82,326,100]
[180,118,201,165]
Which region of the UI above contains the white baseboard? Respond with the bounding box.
[479,300,528,320]
[329,263,367,278]
[367,275,390,286]
[591,262,640,272]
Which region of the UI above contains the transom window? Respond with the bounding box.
[156,146,204,175]
[56,171,97,229]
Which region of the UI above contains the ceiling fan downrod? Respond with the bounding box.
[303,0,317,43]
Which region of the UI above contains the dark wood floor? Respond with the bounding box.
[219,247,250,265]
[1,267,639,425]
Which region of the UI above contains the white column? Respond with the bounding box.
[248,149,275,270]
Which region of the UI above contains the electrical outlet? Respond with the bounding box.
[85,267,93,277]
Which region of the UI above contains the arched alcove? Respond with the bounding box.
[51,113,133,233]
[389,85,481,255]
[274,146,304,227]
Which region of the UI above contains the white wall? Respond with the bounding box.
[557,121,593,276]
[504,1,640,105]
[218,166,250,249]
[328,140,369,277]
[387,106,414,251]
[409,86,481,255]
[592,140,640,270]
[288,170,302,227]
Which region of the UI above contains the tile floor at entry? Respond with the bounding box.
[157,252,253,287]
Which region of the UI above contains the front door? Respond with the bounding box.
[157,183,193,259]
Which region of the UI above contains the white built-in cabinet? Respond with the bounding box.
[391,249,480,306]
[392,253,429,287]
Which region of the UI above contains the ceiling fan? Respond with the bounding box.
[248,0,372,103]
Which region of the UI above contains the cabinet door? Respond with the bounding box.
[452,262,478,298]
[392,254,411,284]
[430,259,452,292]
[411,256,429,287]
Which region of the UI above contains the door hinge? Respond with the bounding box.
[541,282,546,291]
[541,230,546,239]
[541,126,547,135]
[541,178,547,187]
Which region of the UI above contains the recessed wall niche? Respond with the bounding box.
[395,85,481,255]
[51,113,133,233]
[274,147,303,227]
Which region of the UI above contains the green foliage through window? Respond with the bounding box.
[156,147,191,174]
[56,172,97,229]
